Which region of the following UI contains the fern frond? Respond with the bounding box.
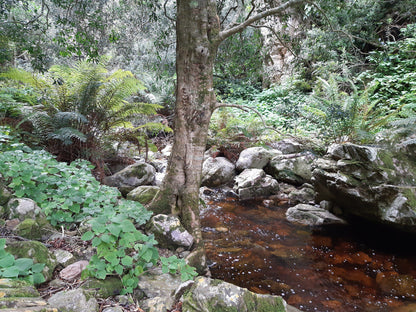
[48,127,87,145]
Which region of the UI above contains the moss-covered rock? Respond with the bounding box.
[81,277,123,298]
[313,143,416,233]
[5,241,57,282]
[146,214,194,250]
[181,277,296,312]
[13,217,56,241]
[7,198,44,221]
[103,162,156,196]
[126,185,160,205]
[0,181,11,206]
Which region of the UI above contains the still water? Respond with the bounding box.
[201,195,416,312]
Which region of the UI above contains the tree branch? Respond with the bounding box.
[219,0,305,42]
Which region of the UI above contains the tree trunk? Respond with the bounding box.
[149,0,220,272]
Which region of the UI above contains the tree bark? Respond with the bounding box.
[149,0,305,272]
[149,0,220,273]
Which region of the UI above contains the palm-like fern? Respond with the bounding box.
[1,61,163,165]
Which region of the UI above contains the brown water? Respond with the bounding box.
[201,195,416,312]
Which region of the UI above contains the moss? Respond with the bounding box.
[0,285,39,298]
[0,278,31,289]
[81,277,123,298]
[14,217,54,241]
[242,291,286,312]
[402,188,416,211]
[5,241,57,282]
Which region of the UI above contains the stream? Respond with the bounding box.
[201,194,416,312]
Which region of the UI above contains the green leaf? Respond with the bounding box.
[2,266,19,278]
[31,272,46,285]
[107,223,122,237]
[31,263,45,273]
[0,254,15,268]
[92,237,102,247]
[120,220,136,232]
[14,258,33,272]
[121,256,133,266]
[81,231,95,241]
[115,264,124,275]
[0,239,6,250]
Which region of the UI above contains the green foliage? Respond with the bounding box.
[0,140,197,293]
[358,24,416,118]
[0,239,45,285]
[215,27,263,101]
[0,61,164,164]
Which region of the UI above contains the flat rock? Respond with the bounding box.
[286,204,347,226]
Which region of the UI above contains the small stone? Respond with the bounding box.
[59,260,89,281]
[54,249,75,267]
[103,307,124,312]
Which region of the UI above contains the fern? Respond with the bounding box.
[1,61,166,166]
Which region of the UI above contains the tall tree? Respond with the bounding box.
[149,0,305,271]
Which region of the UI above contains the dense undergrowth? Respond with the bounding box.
[209,24,416,148]
[0,127,197,293]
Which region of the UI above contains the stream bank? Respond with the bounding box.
[201,193,416,312]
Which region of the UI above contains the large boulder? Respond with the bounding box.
[5,240,57,282]
[313,142,416,233]
[147,214,194,250]
[236,147,279,172]
[201,157,235,187]
[127,185,160,205]
[6,198,44,221]
[271,139,304,154]
[13,217,56,241]
[286,204,346,226]
[181,276,300,312]
[234,169,279,200]
[103,162,156,195]
[266,152,316,185]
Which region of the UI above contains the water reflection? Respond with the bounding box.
[201,196,416,312]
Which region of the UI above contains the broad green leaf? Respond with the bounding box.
[0,254,15,268]
[31,263,45,273]
[14,258,33,272]
[81,231,95,241]
[2,266,19,278]
[121,256,133,266]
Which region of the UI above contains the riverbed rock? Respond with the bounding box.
[5,240,57,282]
[127,185,160,204]
[7,198,44,221]
[134,268,183,310]
[47,288,98,312]
[147,214,194,249]
[266,152,316,185]
[181,276,300,312]
[201,156,235,187]
[286,204,347,226]
[313,142,416,233]
[236,147,279,171]
[271,139,304,154]
[288,183,316,204]
[103,162,156,195]
[234,169,279,200]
